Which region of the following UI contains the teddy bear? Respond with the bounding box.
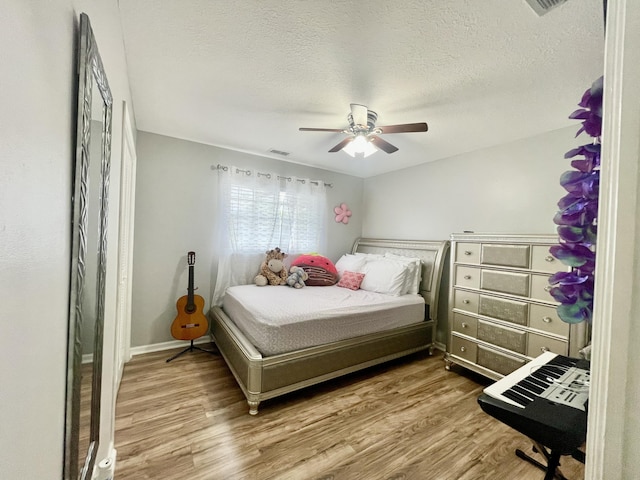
[254,247,289,286]
[286,265,309,289]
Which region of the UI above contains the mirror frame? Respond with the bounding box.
[65,13,112,480]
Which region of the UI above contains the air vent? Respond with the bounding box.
[525,0,567,16]
[269,149,290,157]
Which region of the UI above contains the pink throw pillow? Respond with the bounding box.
[337,271,365,290]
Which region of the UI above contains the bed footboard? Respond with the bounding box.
[210,305,434,414]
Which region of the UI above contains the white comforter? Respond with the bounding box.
[222,285,425,356]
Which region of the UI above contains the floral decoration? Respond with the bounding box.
[548,76,603,324]
[334,203,352,224]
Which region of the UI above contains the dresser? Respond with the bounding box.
[444,233,589,380]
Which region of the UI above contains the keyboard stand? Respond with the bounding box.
[515,440,568,480]
[478,393,587,480]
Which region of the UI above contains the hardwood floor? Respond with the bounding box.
[114,345,585,479]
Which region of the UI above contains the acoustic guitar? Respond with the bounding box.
[171,251,208,341]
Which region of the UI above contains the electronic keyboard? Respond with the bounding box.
[483,351,590,411]
[477,352,589,479]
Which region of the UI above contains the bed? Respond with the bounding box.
[209,237,450,414]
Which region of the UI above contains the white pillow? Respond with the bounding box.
[354,252,385,260]
[385,253,422,294]
[335,254,367,277]
[360,258,410,296]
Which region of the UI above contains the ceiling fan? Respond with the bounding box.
[299,104,428,157]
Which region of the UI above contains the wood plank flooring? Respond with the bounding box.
[114,345,585,479]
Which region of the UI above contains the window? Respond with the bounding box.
[227,184,325,253]
[212,166,327,304]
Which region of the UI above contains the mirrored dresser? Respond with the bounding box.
[444,233,590,380]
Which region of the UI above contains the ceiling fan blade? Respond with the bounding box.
[350,103,368,127]
[328,137,353,153]
[377,122,428,134]
[370,135,399,154]
[299,127,345,132]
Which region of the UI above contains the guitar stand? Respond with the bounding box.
[166,339,218,363]
[515,441,584,480]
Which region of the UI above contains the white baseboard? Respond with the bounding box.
[129,335,214,357]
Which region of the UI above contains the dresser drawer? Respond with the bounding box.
[452,312,478,338]
[455,265,480,289]
[477,320,527,354]
[529,304,569,337]
[456,243,480,264]
[481,244,530,268]
[454,290,479,314]
[530,245,560,273]
[527,333,568,357]
[479,294,528,326]
[451,335,478,363]
[530,274,555,303]
[477,344,527,376]
[481,269,530,297]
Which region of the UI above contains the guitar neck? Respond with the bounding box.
[186,264,195,311]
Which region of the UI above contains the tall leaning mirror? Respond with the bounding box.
[65,13,112,480]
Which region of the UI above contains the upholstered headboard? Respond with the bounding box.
[352,237,450,322]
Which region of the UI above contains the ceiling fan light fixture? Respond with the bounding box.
[343,135,378,157]
[300,103,427,156]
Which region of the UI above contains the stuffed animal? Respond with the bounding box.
[286,266,309,289]
[254,247,289,286]
[291,253,338,286]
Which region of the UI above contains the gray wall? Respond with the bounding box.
[363,126,577,239]
[131,132,364,347]
[132,127,578,349]
[362,126,581,344]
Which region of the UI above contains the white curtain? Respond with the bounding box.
[211,166,327,305]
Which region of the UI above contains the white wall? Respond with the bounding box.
[131,132,364,348]
[0,3,76,478]
[0,2,135,478]
[363,126,579,240]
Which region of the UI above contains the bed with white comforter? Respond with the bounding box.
[224,284,425,356]
[209,237,449,414]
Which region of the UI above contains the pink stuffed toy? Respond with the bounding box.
[291,254,338,286]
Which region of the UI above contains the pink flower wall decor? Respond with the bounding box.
[334,203,352,224]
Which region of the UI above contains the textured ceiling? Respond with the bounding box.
[118,0,605,178]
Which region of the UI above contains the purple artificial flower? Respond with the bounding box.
[549,243,595,268]
[565,143,601,172]
[551,76,602,324]
[571,76,604,138]
[559,170,600,198]
[556,224,597,245]
[553,196,598,227]
[549,270,590,285]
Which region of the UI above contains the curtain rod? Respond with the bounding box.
[212,164,333,188]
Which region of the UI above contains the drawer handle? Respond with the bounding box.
[464,275,472,280]
[460,346,467,352]
[544,285,552,292]
[542,317,552,323]
[540,346,550,353]
[462,299,470,304]
[461,322,468,329]
[545,256,555,262]
[464,250,472,256]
